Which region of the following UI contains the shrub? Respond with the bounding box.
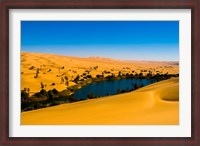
[85,70,90,74]
[21,90,29,102]
[34,92,45,98]
[64,76,68,80]
[60,77,64,84]
[69,96,76,103]
[96,74,103,78]
[50,101,60,106]
[104,70,110,74]
[65,80,69,86]
[24,106,35,111]
[139,72,143,77]
[80,79,85,81]
[135,73,138,77]
[111,73,115,77]
[33,103,45,109]
[29,66,35,70]
[47,90,54,101]
[36,68,39,74]
[127,74,134,78]
[73,75,80,83]
[86,75,92,78]
[34,74,38,78]
[94,66,98,70]
[52,88,59,95]
[147,73,152,78]
[58,90,71,97]
[118,71,122,77]
[41,82,44,89]
[40,89,47,96]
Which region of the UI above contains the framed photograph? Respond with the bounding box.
[0,0,199,145]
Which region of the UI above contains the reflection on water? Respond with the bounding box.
[73,78,157,100]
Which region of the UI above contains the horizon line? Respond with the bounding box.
[21,51,179,62]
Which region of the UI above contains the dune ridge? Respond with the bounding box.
[21,52,179,95]
[21,77,179,125]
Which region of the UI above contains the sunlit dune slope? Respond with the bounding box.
[21,78,179,125]
[21,52,179,95]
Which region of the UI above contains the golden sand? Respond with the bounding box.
[21,78,179,125]
[21,52,179,95]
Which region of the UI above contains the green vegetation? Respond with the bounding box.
[22,70,179,112]
[21,88,74,112]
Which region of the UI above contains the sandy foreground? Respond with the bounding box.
[21,77,179,125]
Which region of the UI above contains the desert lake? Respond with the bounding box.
[73,78,157,100]
[20,20,179,125]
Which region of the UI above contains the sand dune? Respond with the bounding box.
[21,52,179,95]
[21,78,179,125]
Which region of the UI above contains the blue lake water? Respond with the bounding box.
[73,78,157,100]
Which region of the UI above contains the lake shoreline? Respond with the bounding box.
[21,77,179,125]
[21,73,178,112]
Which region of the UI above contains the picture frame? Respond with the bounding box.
[0,0,199,145]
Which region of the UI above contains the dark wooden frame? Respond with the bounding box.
[0,0,199,145]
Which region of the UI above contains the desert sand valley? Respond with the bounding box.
[21,52,178,94]
[21,52,179,125]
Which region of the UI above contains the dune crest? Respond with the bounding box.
[21,52,179,95]
[21,78,179,125]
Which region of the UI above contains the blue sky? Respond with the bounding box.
[21,21,179,61]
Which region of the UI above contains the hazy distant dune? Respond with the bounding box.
[21,52,179,95]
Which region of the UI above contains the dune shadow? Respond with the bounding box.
[161,97,179,101]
